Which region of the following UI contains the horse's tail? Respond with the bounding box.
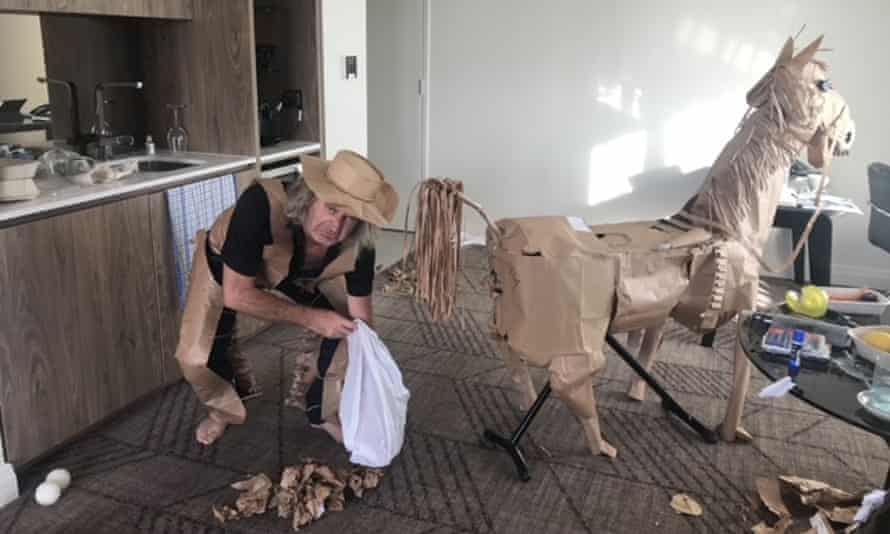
[405,179,500,322]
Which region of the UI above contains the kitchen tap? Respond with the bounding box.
[36,76,81,148]
[88,81,143,160]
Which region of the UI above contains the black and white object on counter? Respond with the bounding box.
[260,157,301,180]
[0,159,40,202]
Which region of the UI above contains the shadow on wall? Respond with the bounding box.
[576,17,788,222]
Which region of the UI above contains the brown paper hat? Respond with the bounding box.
[302,150,398,226]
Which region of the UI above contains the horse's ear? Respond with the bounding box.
[790,35,823,69]
[775,37,795,66]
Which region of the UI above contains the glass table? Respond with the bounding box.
[739,310,890,488]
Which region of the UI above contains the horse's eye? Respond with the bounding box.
[845,131,853,143]
[816,79,832,92]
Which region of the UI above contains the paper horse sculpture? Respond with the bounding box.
[411,36,855,472]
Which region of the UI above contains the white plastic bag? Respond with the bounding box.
[340,321,410,467]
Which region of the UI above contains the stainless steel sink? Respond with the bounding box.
[137,159,198,172]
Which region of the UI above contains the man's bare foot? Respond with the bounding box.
[196,413,228,445]
[311,421,343,443]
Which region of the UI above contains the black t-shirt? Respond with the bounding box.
[213,183,376,298]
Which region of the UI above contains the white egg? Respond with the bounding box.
[45,468,71,490]
[34,482,61,506]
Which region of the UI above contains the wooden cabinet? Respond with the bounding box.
[148,191,184,382]
[0,0,192,19]
[0,197,167,464]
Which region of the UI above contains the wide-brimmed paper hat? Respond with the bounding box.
[302,150,398,226]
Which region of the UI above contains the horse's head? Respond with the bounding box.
[745,35,855,170]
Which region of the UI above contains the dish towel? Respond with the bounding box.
[166,174,238,307]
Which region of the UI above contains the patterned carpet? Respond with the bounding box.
[1,246,888,533]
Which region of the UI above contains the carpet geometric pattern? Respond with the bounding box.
[1,246,886,533]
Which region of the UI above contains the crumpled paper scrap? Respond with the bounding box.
[670,493,703,516]
[212,460,384,531]
[754,474,874,533]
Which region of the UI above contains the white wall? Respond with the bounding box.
[320,0,368,157]
[424,0,889,287]
[0,13,48,146]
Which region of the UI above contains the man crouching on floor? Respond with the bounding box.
[174,150,398,446]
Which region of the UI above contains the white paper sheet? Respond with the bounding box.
[758,377,795,398]
[566,216,591,232]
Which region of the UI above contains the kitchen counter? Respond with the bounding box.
[0,150,255,229]
[259,140,321,165]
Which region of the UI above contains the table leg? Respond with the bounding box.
[808,214,832,286]
[791,219,807,284]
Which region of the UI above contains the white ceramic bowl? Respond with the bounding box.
[849,325,890,364]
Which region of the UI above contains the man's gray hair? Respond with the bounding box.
[285,178,374,249]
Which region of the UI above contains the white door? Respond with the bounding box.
[367,0,426,230]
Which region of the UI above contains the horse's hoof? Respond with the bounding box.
[716,423,753,443]
[596,440,618,459]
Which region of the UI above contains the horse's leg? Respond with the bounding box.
[626,320,667,401]
[626,329,643,350]
[721,282,757,442]
[549,351,616,458]
[505,345,537,411]
[720,330,753,442]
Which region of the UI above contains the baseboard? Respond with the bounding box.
[831,263,890,289]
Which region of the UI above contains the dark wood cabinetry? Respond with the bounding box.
[1,0,192,20]
[0,197,166,463]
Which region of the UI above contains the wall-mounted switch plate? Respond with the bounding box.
[345,55,358,80]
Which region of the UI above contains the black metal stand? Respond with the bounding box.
[483,335,718,481]
[605,334,720,444]
[482,382,551,482]
[701,331,716,348]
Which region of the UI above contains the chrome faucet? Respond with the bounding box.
[89,81,143,160]
[36,77,81,148]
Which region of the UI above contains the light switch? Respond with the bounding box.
[345,56,358,79]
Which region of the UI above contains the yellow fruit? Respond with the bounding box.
[863,331,890,353]
[785,286,829,318]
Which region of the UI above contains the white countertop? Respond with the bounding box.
[0,150,255,229]
[259,140,321,165]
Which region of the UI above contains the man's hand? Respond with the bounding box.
[306,309,357,339]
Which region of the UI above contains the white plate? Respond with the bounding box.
[857,389,890,422]
[820,286,890,316]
